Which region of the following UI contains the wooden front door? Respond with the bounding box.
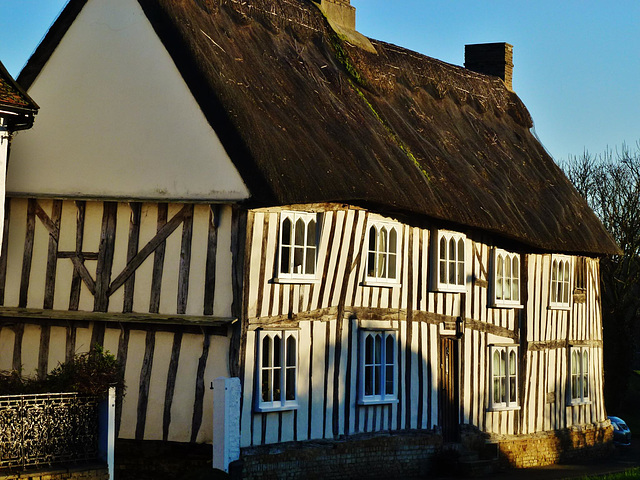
[439,336,459,442]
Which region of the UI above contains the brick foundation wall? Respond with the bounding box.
[234,432,442,480]
[493,423,614,468]
[0,465,108,480]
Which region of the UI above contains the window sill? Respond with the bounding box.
[432,284,467,294]
[362,279,401,288]
[491,302,524,309]
[272,277,318,285]
[254,402,299,413]
[487,405,521,412]
[548,303,571,311]
[569,399,591,407]
[358,398,399,406]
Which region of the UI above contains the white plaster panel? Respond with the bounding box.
[8,0,249,202]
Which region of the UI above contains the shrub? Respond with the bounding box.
[0,345,125,398]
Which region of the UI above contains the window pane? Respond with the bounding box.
[493,378,501,404]
[368,252,376,277]
[509,377,517,403]
[365,335,373,364]
[457,239,465,285]
[293,246,304,274]
[386,365,394,395]
[572,351,578,374]
[509,351,516,375]
[262,368,271,402]
[307,220,317,247]
[286,367,296,401]
[378,252,387,278]
[379,228,388,255]
[501,377,507,402]
[273,368,281,401]
[282,218,292,246]
[280,246,291,274]
[440,259,446,285]
[295,218,305,246]
[375,364,381,395]
[440,237,446,260]
[496,256,503,299]
[305,246,316,274]
[365,365,373,396]
[448,258,456,285]
[449,238,456,261]
[388,253,397,279]
[374,335,382,364]
[286,336,296,367]
[273,335,281,367]
[493,351,501,377]
[389,228,397,253]
[263,336,272,367]
[385,335,394,364]
[551,261,558,303]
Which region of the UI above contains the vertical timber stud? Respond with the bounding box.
[203,205,220,316]
[69,201,86,311]
[124,203,142,313]
[191,331,210,443]
[0,198,11,303]
[43,200,62,309]
[149,203,168,314]
[230,207,249,380]
[177,205,194,314]
[135,329,156,440]
[163,330,183,441]
[94,202,118,312]
[518,254,529,435]
[19,199,36,308]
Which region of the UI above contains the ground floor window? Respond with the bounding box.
[358,330,397,404]
[255,330,298,412]
[489,345,519,410]
[570,346,590,404]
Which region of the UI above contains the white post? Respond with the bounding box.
[98,386,116,479]
[212,377,241,472]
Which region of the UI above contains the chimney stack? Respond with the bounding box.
[464,43,514,90]
[313,0,376,53]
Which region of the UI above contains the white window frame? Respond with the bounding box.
[255,330,299,412]
[275,211,319,283]
[491,249,522,308]
[549,255,572,309]
[432,230,467,293]
[489,345,519,411]
[364,220,401,286]
[358,330,398,405]
[569,346,590,405]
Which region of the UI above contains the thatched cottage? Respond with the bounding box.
[2,0,618,477]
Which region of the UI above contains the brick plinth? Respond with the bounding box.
[0,465,109,480]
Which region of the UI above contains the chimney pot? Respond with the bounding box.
[465,43,514,90]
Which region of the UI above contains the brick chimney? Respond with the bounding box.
[313,0,376,53]
[464,43,513,90]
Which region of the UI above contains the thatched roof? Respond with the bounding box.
[19,0,619,255]
[0,61,38,130]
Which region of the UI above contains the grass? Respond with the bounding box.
[576,468,640,480]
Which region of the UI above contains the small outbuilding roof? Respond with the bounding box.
[18,0,620,255]
[0,61,38,130]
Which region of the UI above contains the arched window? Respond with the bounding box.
[570,346,590,404]
[434,231,466,292]
[256,330,299,411]
[492,249,521,306]
[278,212,318,280]
[490,345,518,409]
[366,221,400,283]
[550,256,572,309]
[359,330,397,404]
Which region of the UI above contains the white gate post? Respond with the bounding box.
[98,386,116,479]
[212,377,241,472]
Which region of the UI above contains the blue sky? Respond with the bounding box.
[1,0,638,163]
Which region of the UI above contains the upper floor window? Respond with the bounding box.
[570,346,590,405]
[358,330,397,405]
[490,345,519,410]
[550,255,571,309]
[365,221,400,285]
[255,330,299,412]
[278,211,318,282]
[492,249,521,307]
[433,230,466,292]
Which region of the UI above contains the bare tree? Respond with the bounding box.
[562,143,640,411]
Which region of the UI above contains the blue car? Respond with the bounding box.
[609,416,632,445]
